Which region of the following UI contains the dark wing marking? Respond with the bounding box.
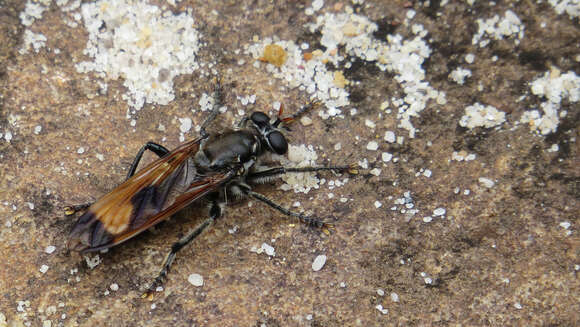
[108,171,234,249]
[69,138,232,252]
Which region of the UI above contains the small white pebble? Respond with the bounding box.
[380,100,389,110]
[375,304,388,315]
[423,216,433,223]
[366,141,379,151]
[77,147,85,154]
[424,277,433,284]
[96,153,104,161]
[382,152,393,162]
[423,169,432,178]
[465,53,475,64]
[188,273,204,287]
[300,116,313,126]
[365,119,376,128]
[334,143,342,151]
[514,302,522,310]
[390,292,399,302]
[384,131,396,143]
[261,243,275,256]
[433,208,446,216]
[478,177,495,188]
[377,288,385,296]
[109,283,119,291]
[374,201,382,208]
[370,168,381,176]
[45,245,56,254]
[559,221,571,229]
[34,125,42,134]
[40,265,49,274]
[312,0,324,11]
[179,118,192,133]
[312,255,327,271]
[306,314,313,321]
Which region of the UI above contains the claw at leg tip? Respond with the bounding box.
[142,291,154,301]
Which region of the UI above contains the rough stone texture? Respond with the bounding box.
[0,1,578,326]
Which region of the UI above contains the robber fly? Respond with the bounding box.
[66,82,353,297]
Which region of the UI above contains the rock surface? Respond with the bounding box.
[0,1,578,326]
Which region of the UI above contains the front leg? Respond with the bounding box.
[247,164,356,184]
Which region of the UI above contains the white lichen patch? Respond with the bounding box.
[449,67,472,85]
[248,10,445,137]
[273,144,321,193]
[75,0,202,110]
[19,0,50,26]
[472,10,525,47]
[245,39,350,119]
[459,103,506,129]
[19,30,47,54]
[548,0,580,18]
[520,69,579,135]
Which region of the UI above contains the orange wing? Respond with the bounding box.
[68,138,234,252]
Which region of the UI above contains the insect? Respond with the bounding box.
[66,82,354,297]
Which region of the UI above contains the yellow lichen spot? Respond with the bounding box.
[333,71,348,88]
[259,44,287,67]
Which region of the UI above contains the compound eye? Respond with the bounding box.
[267,131,288,155]
[250,112,270,127]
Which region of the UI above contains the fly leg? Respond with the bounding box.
[243,188,331,229]
[247,164,356,184]
[143,201,223,298]
[199,78,225,139]
[126,142,170,179]
[63,203,92,216]
[64,141,169,216]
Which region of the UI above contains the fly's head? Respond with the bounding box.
[249,111,288,155]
